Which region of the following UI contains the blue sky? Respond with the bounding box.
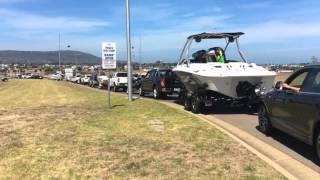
[0,0,320,63]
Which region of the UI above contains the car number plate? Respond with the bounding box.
[174,88,181,92]
[204,100,213,107]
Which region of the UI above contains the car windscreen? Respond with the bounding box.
[117,73,127,77]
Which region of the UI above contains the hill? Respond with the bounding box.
[0,50,101,65]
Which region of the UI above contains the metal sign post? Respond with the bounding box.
[102,42,117,109]
[107,71,111,108]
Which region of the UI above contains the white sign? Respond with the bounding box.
[102,42,116,69]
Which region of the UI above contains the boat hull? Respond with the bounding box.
[174,70,275,98]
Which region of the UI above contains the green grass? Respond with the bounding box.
[0,80,286,179]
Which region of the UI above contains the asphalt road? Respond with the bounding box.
[209,106,320,173]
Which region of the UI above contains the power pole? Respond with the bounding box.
[139,34,142,74]
[126,0,133,101]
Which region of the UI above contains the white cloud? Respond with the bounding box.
[132,5,176,21]
[128,15,231,56]
[0,9,110,34]
[237,21,320,43]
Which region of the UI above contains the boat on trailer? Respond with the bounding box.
[173,32,276,113]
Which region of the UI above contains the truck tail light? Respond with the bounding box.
[160,77,165,88]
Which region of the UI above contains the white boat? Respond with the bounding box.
[173,32,276,113]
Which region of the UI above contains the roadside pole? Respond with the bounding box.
[58,33,61,73]
[102,42,117,109]
[126,0,133,101]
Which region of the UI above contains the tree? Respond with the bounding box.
[311,56,319,64]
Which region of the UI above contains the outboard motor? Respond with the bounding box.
[236,81,255,97]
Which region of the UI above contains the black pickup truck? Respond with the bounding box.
[139,68,182,99]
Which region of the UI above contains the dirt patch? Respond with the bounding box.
[149,120,165,132]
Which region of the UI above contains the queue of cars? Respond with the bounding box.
[63,68,182,98]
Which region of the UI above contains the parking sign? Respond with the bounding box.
[102,42,116,69]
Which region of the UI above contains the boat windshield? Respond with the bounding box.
[178,34,247,65]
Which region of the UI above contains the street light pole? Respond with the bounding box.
[126,0,133,101]
[58,33,61,72]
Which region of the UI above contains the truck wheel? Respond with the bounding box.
[184,97,191,111]
[139,87,144,96]
[153,87,161,99]
[191,94,203,114]
[123,87,127,92]
[258,105,273,135]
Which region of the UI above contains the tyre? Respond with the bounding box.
[258,105,273,135]
[191,94,203,114]
[184,97,191,111]
[123,87,127,92]
[113,84,117,92]
[161,93,167,99]
[315,130,320,161]
[139,87,144,96]
[153,87,161,99]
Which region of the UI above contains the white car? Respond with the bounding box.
[80,74,91,85]
[97,75,109,89]
[49,73,63,81]
[109,72,128,92]
[22,73,32,79]
[70,74,82,83]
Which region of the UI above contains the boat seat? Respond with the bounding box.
[192,50,208,63]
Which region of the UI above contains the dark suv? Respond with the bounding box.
[259,65,320,159]
[139,68,182,99]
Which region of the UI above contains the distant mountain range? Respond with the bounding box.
[0,50,101,65]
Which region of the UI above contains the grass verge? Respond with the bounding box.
[0,80,286,179]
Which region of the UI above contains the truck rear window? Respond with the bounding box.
[117,73,127,77]
[159,70,173,77]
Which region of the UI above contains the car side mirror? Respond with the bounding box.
[275,81,283,90]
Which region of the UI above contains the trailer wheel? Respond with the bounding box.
[191,94,203,114]
[184,97,191,111]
